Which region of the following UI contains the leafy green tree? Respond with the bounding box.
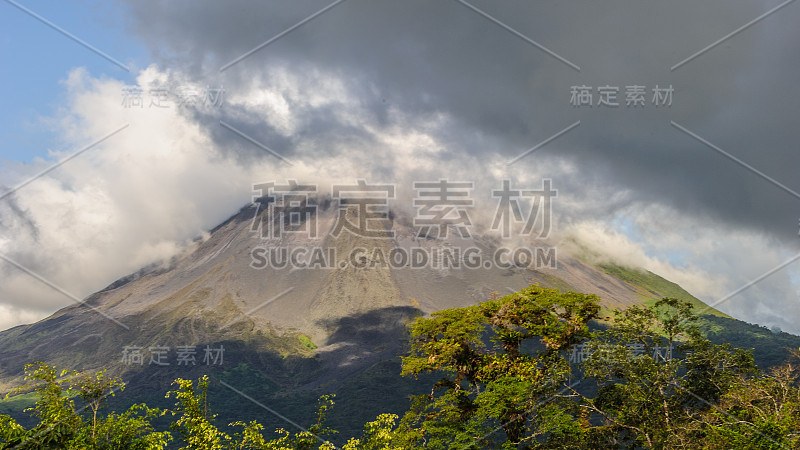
[576,298,757,448]
[398,286,601,448]
[73,369,124,441]
[341,413,404,449]
[166,375,232,449]
[0,362,170,449]
[0,362,81,448]
[0,415,25,447]
[697,349,800,449]
[88,402,172,449]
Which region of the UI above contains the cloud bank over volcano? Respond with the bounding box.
[1,0,798,333]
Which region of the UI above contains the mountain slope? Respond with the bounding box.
[0,199,669,385]
[1,198,796,436]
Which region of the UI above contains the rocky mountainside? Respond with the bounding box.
[0,197,753,434]
[0,198,696,381]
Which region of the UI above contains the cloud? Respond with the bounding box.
[0,67,252,322]
[117,0,800,240]
[562,206,800,333]
[0,64,525,328]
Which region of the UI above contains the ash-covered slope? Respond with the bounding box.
[0,198,714,393]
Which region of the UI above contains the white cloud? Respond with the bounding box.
[562,206,800,334]
[0,303,44,333]
[0,66,254,324]
[0,64,474,329]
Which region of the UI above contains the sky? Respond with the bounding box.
[0,0,799,333]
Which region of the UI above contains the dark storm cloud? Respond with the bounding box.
[120,0,800,244]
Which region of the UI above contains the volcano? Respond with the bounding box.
[0,196,736,433]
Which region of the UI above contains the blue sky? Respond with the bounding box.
[0,0,146,163]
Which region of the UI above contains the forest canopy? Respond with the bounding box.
[1,286,798,449]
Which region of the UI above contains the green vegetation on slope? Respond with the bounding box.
[0,393,37,416]
[298,335,317,351]
[598,263,732,318]
[699,314,800,370]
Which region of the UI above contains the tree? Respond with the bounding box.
[166,376,231,450]
[0,362,170,449]
[576,298,758,448]
[697,348,800,449]
[398,286,600,448]
[73,369,124,441]
[341,413,402,450]
[1,362,81,449]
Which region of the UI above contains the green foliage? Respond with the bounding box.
[167,377,341,449]
[74,368,126,442]
[397,290,800,448]
[88,403,172,449]
[576,298,765,448]
[2,286,799,449]
[398,286,601,448]
[166,376,231,449]
[299,335,318,351]
[0,362,171,449]
[697,351,800,449]
[342,413,402,449]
